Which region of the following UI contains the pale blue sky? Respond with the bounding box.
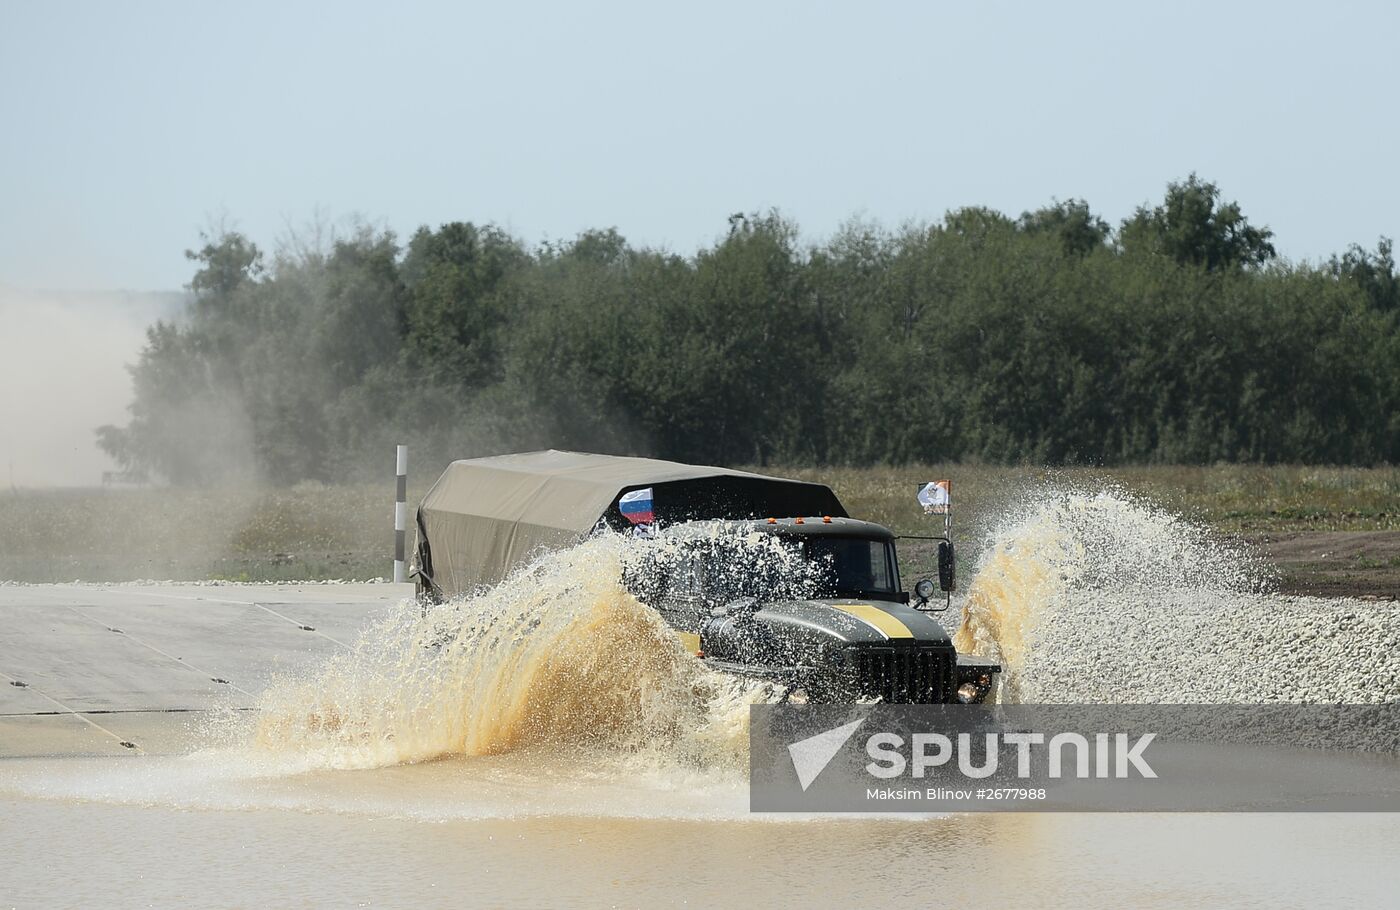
[2,0,1396,291]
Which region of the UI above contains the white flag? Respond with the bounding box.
[917,480,950,514]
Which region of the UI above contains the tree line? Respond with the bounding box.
[98,175,1399,485]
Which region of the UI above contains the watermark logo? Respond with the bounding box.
[863,730,1157,780]
[750,704,1400,813]
[788,718,864,791]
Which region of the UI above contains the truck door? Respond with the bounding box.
[654,548,710,634]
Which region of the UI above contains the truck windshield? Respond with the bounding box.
[648,532,900,603]
[802,537,897,596]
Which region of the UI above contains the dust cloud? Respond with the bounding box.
[0,284,181,488]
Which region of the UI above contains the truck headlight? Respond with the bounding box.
[956,672,994,704]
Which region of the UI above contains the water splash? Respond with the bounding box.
[954,486,1265,702]
[244,490,1273,772]
[243,530,813,773]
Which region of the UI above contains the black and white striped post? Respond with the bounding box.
[393,444,408,583]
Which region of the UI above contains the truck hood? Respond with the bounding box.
[753,598,954,648]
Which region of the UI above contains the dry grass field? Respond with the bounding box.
[2,465,1396,596]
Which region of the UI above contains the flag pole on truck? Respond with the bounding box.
[915,480,955,610]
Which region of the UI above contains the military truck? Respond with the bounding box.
[411,450,999,704]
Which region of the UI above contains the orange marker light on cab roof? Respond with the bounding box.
[795,517,805,524]
[767,517,777,524]
[822,515,832,523]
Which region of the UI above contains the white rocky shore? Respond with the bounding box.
[1014,590,1400,704]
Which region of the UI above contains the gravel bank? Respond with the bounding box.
[1017,591,1400,704]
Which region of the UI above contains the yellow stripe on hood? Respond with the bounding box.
[830,603,913,639]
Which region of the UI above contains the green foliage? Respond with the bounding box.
[1018,199,1111,258]
[185,232,263,300]
[1119,174,1276,270]
[400,222,528,388]
[100,178,1400,485]
[1330,237,1398,313]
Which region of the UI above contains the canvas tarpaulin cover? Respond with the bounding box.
[414,449,847,598]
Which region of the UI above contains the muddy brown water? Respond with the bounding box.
[4,748,1400,910]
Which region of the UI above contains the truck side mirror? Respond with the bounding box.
[938,540,956,592]
[711,596,758,618]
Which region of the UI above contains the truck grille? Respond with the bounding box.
[851,647,954,704]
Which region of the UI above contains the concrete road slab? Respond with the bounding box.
[1,676,66,714]
[252,600,396,644]
[0,583,411,757]
[0,713,135,758]
[2,624,233,711]
[97,710,227,755]
[0,582,408,609]
[80,584,408,644]
[64,601,350,693]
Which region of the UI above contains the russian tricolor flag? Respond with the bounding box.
[619,487,655,525]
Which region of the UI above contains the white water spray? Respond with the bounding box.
[955,487,1399,705]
